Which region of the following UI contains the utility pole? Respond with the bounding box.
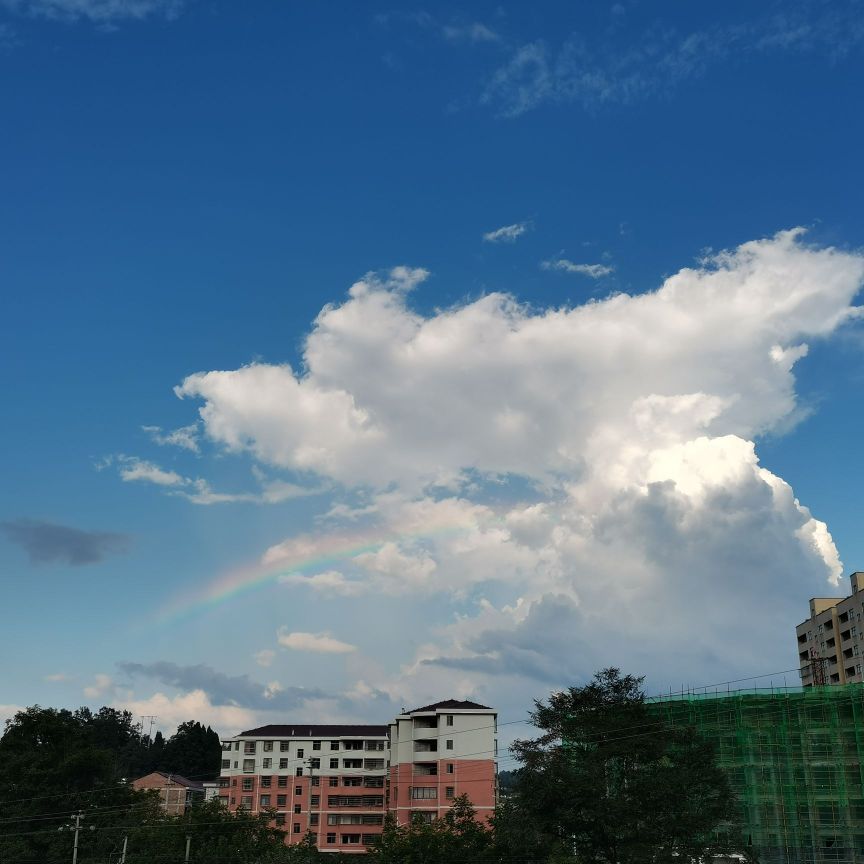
[184,834,191,863]
[119,835,127,864]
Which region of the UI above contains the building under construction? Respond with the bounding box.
[649,685,864,864]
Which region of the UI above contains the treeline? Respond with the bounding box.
[0,670,752,864]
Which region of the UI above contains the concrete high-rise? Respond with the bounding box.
[796,571,864,686]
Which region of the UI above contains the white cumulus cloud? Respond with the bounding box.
[142,229,864,710]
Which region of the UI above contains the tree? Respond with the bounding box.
[369,796,493,864]
[0,706,161,864]
[510,668,737,864]
[159,720,222,780]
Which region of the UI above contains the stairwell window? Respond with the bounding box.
[445,740,453,750]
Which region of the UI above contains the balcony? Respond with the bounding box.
[413,763,437,777]
[364,759,386,771]
[414,740,438,753]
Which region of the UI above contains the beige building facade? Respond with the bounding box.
[797,571,864,686]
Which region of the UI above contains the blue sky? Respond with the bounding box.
[2,0,864,746]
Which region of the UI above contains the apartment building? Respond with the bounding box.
[217,699,497,854]
[796,571,864,686]
[219,724,388,854]
[388,699,497,827]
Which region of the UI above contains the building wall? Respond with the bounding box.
[387,707,497,826]
[132,773,201,816]
[649,685,864,864]
[218,707,498,853]
[797,572,864,686]
[219,732,388,855]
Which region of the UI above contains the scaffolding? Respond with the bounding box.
[648,685,864,864]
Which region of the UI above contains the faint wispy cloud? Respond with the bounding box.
[482,1,864,116]
[442,21,500,44]
[106,454,323,506]
[483,221,531,244]
[0,519,130,566]
[377,10,501,48]
[541,258,614,278]
[0,0,186,23]
[142,423,199,453]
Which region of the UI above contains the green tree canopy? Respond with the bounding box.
[158,720,222,780]
[510,668,737,864]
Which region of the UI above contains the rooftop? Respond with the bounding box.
[235,724,388,738]
[408,699,492,713]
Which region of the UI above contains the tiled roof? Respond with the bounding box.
[236,724,388,738]
[409,699,492,713]
[149,771,203,790]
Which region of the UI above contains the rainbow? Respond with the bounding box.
[154,519,482,625]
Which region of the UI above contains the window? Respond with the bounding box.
[233,761,238,769]
[261,776,272,788]
[313,740,321,750]
[447,764,454,774]
[329,777,339,787]
[219,795,229,804]
[280,741,290,752]
[277,795,287,806]
[310,814,319,826]
[222,742,232,751]
[295,786,302,795]
[278,777,288,788]
[240,795,252,809]
[219,778,230,788]
[311,776,319,786]
[311,795,320,806]
[293,823,300,834]
[263,741,273,752]
[310,758,320,769]
[279,759,289,769]
[411,787,436,799]
[445,786,454,799]
[243,758,256,772]
[235,742,240,751]
[342,834,361,844]
[221,759,230,769]
[445,740,453,750]
[326,833,336,844]
[231,779,237,787]
[343,759,362,768]
[446,715,454,726]
[242,778,253,791]
[331,740,340,750]
[296,766,303,776]
[330,758,339,769]
[294,804,301,814]
[275,814,286,826]
[343,778,362,787]
[260,795,271,807]
[262,758,272,769]
[297,748,304,758]
[244,742,256,754]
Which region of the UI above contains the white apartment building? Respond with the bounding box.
[217,700,497,854]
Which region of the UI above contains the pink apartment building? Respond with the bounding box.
[217,699,497,854]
